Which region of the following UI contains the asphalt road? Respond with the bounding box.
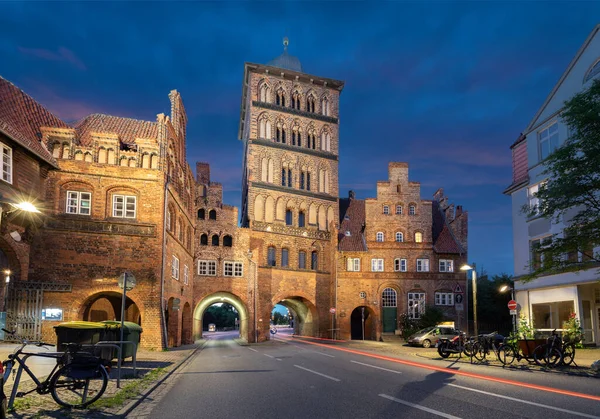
[146,332,600,419]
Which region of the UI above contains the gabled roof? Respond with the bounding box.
[338,197,367,252]
[525,24,600,133]
[0,76,67,166]
[73,114,158,146]
[433,225,463,254]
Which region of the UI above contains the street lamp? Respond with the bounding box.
[460,264,478,337]
[500,285,516,334]
[247,250,258,343]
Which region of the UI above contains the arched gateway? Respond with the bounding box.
[193,292,249,341]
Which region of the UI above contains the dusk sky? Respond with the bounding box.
[1,2,598,277]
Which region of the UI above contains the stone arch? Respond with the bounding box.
[74,150,84,161]
[265,196,275,222]
[271,292,319,338]
[275,197,285,221]
[254,195,265,221]
[193,292,249,341]
[78,291,141,325]
[257,78,271,103]
[84,152,93,162]
[182,302,192,345]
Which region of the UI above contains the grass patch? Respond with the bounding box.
[90,367,167,410]
[9,398,33,411]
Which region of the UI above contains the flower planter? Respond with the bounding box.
[518,339,546,356]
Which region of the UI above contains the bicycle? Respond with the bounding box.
[471,332,514,365]
[533,329,562,368]
[1,329,110,411]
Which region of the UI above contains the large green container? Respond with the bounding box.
[54,321,107,357]
[100,321,143,360]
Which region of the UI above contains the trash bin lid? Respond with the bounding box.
[54,321,107,330]
[100,320,143,332]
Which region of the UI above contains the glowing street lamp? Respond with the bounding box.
[500,284,516,334]
[460,264,478,337]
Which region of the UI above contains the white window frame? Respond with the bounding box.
[112,194,137,218]
[184,265,189,285]
[409,205,416,216]
[383,205,389,215]
[394,258,407,272]
[539,122,559,160]
[527,182,546,215]
[66,191,91,215]
[1,143,12,184]
[408,292,425,319]
[376,232,384,242]
[395,232,403,242]
[371,258,384,272]
[395,205,402,215]
[172,255,179,280]
[439,259,454,272]
[416,258,429,272]
[347,258,360,272]
[198,260,217,276]
[224,261,244,277]
[435,292,454,306]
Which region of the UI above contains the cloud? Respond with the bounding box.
[18,46,86,70]
[21,80,97,121]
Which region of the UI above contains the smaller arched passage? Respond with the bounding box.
[182,302,192,345]
[80,292,141,325]
[350,306,376,340]
[271,296,318,339]
[193,292,249,342]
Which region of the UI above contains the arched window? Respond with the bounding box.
[200,234,208,245]
[150,154,158,169]
[198,208,205,219]
[291,90,301,110]
[211,235,219,246]
[382,288,397,307]
[299,251,306,269]
[276,88,286,107]
[395,205,403,215]
[306,94,315,113]
[267,246,276,267]
[281,248,289,267]
[223,235,233,247]
[415,232,423,243]
[409,205,416,216]
[285,209,293,226]
[166,210,172,231]
[383,205,389,215]
[311,251,318,270]
[281,168,286,186]
[259,83,270,102]
[395,232,403,242]
[376,232,384,242]
[298,211,305,227]
[209,210,217,220]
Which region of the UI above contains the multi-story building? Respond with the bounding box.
[504,25,600,345]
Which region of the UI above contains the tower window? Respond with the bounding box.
[285,209,293,226]
[209,210,217,220]
[268,246,276,267]
[211,235,219,246]
[298,211,305,227]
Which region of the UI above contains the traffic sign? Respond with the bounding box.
[510,309,517,315]
[118,271,136,291]
[454,284,463,293]
[329,307,336,314]
[507,300,517,310]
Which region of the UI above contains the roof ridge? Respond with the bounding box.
[74,113,157,127]
[434,199,465,255]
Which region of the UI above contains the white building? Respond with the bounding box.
[504,25,600,346]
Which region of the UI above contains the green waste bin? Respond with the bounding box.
[100,321,143,360]
[54,321,112,360]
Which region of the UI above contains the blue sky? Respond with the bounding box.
[1,1,598,277]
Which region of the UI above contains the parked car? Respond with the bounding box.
[407,326,460,348]
[208,323,216,332]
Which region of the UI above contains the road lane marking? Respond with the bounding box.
[247,348,258,352]
[294,365,341,382]
[314,351,335,358]
[264,354,274,358]
[379,394,461,418]
[351,360,402,374]
[447,384,600,419]
[286,337,600,402]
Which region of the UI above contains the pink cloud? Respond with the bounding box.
[18,46,86,70]
[23,80,97,121]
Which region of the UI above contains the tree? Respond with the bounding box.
[521,79,600,281]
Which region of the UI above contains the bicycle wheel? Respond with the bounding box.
[561,344,575,366]
[497,346,515,365]
[533,345,549,367]
[463,341,475,357]
[50,364,108,408]
[473,342,487,361]
[546,347,562,367]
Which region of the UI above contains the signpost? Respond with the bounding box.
[119,271,136,378]
[329,307,336,340]
[507,300,518,331]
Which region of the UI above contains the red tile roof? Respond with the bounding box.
[338,198,367,252]
[73,114,158,146]
[433,224,463,254]
[0,76,67,166]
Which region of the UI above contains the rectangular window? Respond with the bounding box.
[530,236,551,271]
[395,205,402,215]
[527,182,546,215]
[113,195,136,218]
[539,122,559,160]
[299,251,306,269]
[532,300,574,329]
[184,265,189,285]
[347,258,360,271]
[408,292,425,319]
[234,262,243,277]
[66,191,91,215]
[197,260,217,276]
[409,205,416,216]
[224,261,244,277]
[1,143,12,184]
[394,258,407,272]
[416,258,429,272]
[435,292,454,306]
[439,259,453,272]
[172,255,179,280]
[383,205,389,215]
[371,258,384,272]
[281,249,289,268]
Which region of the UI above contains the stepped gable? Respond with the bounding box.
[338,192,367,252]
[73,113,158,146]
[432,197,464,255]
[0,76,67,166]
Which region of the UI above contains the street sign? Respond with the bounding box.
[118,272,136,291]
[510,309,517,315]
[454,284,463,293]
[507,300,517,310]
[329,307,336,314]
[455,294,463,304]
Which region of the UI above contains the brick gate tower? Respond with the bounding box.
[238,38,345,341]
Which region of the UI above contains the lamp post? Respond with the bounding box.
[500,285,516,334]
[460,264,477,337]
[247,251,258,343]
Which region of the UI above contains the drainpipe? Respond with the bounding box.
[160,178,170,349]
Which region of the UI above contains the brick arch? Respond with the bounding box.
[271,292,319,338]
[0,237,23,281]
[75,289,142,326]
[193,292,249,341]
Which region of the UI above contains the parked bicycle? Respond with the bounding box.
[471,332,514,365]
[1,328,110,413]
[436,332,475,358]
[533,329,563,367]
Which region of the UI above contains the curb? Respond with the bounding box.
[116,340,207,418]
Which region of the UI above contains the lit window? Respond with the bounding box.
[408,292,425,319]
[347,258,360,271]
[439,260,454,272]
[198,260,217,276]
[527,182,546,215]
[539,123,559,160]
[415,232,423,243]
[416,258,429,272]
[66,191,91,215]
[172,255,179,280]
[435,292,454,306]
[113,195,136,218]
[376,232,384,242]
[371,258,384,272]
[1,142,12,184]
[394,258,407,272]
